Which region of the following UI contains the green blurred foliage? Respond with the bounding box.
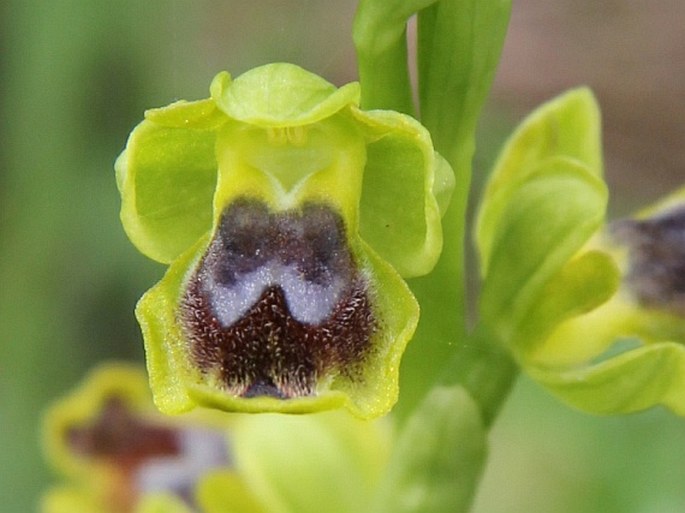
[1,1,684,512]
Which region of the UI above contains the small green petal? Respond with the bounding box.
[116,116,218,263]
[515,250,620,356]
[431,151,455,217]
[354,108,453,277]
[529,342,685,415]
[211,63,361,127]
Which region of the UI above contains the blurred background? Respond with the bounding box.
[1,1,683,511]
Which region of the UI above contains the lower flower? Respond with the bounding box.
[42,364,391,513]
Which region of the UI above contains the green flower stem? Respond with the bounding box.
[355,0,512,419]
[355,3,517,506]
[414,0,512,419]
[413,1,512,400]
[440,326,519,427]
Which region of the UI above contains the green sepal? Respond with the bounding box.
[116,112,218,264]
[477,87,602,272]
[476,88,607,347]
[211,65,360,127]
[372,386,487,513]
[478,156,607,345]
[529,342,685,415]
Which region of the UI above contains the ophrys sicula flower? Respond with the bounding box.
[116,63,454,418]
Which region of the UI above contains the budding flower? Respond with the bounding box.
[526,188,685,415]
[475,85,685,416]
[116,63,454,418]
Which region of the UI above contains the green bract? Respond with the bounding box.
[116,63,453,419]
[476,88,685,416]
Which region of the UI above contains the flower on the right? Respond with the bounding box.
[475,86,685,415]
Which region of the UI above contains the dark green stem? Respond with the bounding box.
[440,325,519,427]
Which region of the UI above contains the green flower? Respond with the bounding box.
[116,63,453,418]
[42,364,391,513]
[475,86,685,416]
[528,186,685,415]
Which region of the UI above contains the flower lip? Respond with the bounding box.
[180,197,377,400]
[67,396,180,465]
[611,205,685,316]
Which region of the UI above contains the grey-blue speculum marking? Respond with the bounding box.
[180,198,376,399]
[612,206,685,316]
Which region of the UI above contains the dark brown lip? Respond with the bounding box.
[179,198,376,399]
